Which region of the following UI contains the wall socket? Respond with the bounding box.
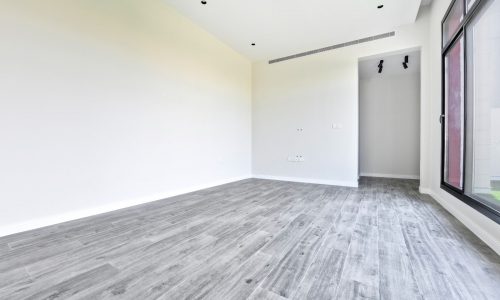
[288,155,305,162]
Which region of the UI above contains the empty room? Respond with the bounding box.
[1,0,499,299]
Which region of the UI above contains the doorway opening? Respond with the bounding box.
[358,48,421,180]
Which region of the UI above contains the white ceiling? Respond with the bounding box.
[359,49,421,79]
[164,0,424,62]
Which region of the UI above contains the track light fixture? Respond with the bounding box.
[402,55,409,69]
[378,60,384,73]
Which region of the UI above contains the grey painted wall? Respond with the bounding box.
[359,71,421,178]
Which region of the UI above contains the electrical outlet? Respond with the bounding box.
[287,155,304,162]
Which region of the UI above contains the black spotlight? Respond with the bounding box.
[378,60,384,73]
[201,0,207,4]
[377,4,384,9]
[402,55,409,69]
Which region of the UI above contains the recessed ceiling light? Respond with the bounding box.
[201,1,207,5]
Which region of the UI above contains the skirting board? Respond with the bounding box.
[0,175,251,238]
[253,175,359,188]
[360,173,420,180]
[419,187,500,255]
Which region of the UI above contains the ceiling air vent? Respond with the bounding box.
[269,31,395,64]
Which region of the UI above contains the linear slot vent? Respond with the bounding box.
[268,31,395,64]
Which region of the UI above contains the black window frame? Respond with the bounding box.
[440,0,500,224]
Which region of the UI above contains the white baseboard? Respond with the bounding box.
[0,175,251,238]
[419,188,500,255]
[419,186,432,194]
[360,173,420,180]
[253,174,358,188]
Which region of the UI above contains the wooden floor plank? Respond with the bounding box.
[203,252,278,300]
[377,189,422,300]
[335,192,380,298]
[291,192,352,299]
[23,264,119,300]
[248,287,288,300]
[156,230,273,300]
[0,178,498,300]
[261,224,327,298]
[0,267,32,290]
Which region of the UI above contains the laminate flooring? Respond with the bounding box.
[0,177,499,300]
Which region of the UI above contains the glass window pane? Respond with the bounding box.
[443,0,464,45]
[465,0,500,212]
[444,37,465,190]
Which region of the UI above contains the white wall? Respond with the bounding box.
[359,72,421,179]
[252,4,500,253]
[0,0,251,236]
[252,8,430,188]
[252,56,359,186]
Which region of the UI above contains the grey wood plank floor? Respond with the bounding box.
[0,177,499,300]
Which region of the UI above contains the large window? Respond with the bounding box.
[441,0,500,223]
